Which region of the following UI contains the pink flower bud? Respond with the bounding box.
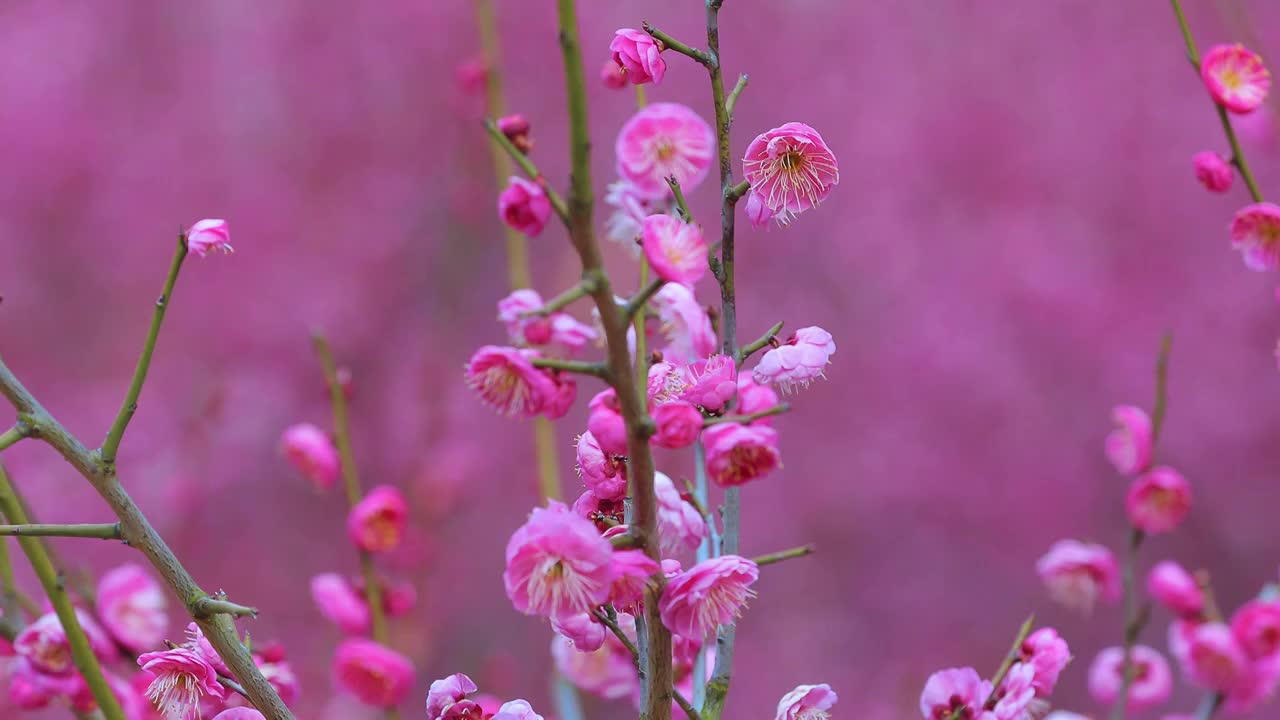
[1087,646,1172,712]
[455,58,487,95]
[588,389,629,456]
[642,214,707,286]
[752,326,836,394]
[576,430,627,501]
[609,29,666,86]
[703,422,781,487]
[1201,44,1271,114]
[185,218,233,257]
[498,113,533,154]
[426,673,479,719]
[659,555,758,640]
[1104,405,1153,476]
[498,176,552,237]
[1125,466,1191,534]
[1019,627,1072,696]
[551,612,606,652]
[96,563,168,654]
[332,639,415,708]
[775,683,837,720]
[736,375,781,425]
[600,58,628,89]
[653,401,703,449]
[1146,561,1204,617]
[1230,599,1280,662]
[1036,539,1121,614]
[347,485,408,553]
[1193,152,1234,193]
[1230,202,1280,271]
[742,123,839,225]
[504,502,614,619]
[680,355,737,412]
[310,573,370,634]
[281,422,340,489]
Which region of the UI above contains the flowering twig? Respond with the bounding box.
[641,23,710,65]
[593,608,702,720]
[101,235,187,463]
[725,74,748,118]
[484,119,571,223]
[704,403,790,427]
[0,523,123,540]
[735,321,784,366]
[530,357,610,378]
[750,544,814,567]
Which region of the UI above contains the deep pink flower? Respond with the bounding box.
[493,699,545,720]
[186,218,233,257]
[742,123,839,224]
[311,573,370,634]
[1087,645,1172,712]
[332,638,414,708]
[97,563,168,654]
[775,683,837,720]
[572,490,627,533]
[588,389,629,456]
[601,58,628,90]
[1147,561,1204,618]
[1193,152,1234,193]
[737,375,781,425]
[744,188,775,229]
[498,289,554,346]
[137,647,227,719]
[655,471,708,555]
[610,29,665,86]
[498,114,533,154]
[426,673,479,719]
[680,355,738,412]
[1036,539,1121,613]
[576,430,628,501]
[1183,622,1248,691]
[543,371,578,421]
[1105,405,1153,476]
[465,346,558,418]
[609,549,660,613]
[919,667,991,720]
[1230,202,1280,271]
[616,103,715,200]
[752,326,836,394]
[653,401,704,449]
[281,423,339,490]
[15,610,114,676]
[651,284,717,363]
[1201,44,1271,114]
[1222,657,1280,713]
[347,485,408,553]
[1125,467,1191,534]
[1019,627,1072,696]
[552,612,607,653]
[659,555,758,639]
[214,710,267,720]
[643,214,707,285]
[552,629,638,701]
[703,422,781,487]
[498,176,552,237]
[1230,599,1280,661]
[504,501,615,619]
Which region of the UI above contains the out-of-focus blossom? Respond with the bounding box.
[652,400,703,449]
[504,501,615,619]
[643,214,707,285]
[543,371,578,420]
[552,612,606,653]
[601,58,628,89]
[97,563,168,654]
[492,699,545,720]
[498,176,552,237]
[775,683,837,720]
[455,58,487,94]
[347,485,408,553]
[186,218,233,257]
[137,647,227,719]
[332,639,414,708]
[655,471,708,554]
[744,188,775,229]
[659,555,758,639]
[610,29,665,86]
[281,423,340,490]
[576,430,628,500]
[609,549,660,613]
[1036,539,1121,613]
[498,114,533,154]
[988,662,1037,720]
[1019,627,1072,696]
[651,284,717,363]
[1230,202,1280,271]
[1201,44,1271,114]
[1183,622,1248,692]
[1105,405,1152,476]
[214,710,267,720]
[1147,561,1204,618]
[498,290,554,346]
[918,667,990,720]
[1125,467,1191,534]
[752,327,836,394]
[550,314,599,352]
[15,610,114,675]
[616,103,715,199]
[255,653,301,708]
[349,575,417,618]
[742,123,839,224]
[1087,645,1172,712]
[1193,151,1234,193]
[603,179,654,253]
[588,388,629,457]
[465,346,558,418]
[311,573,370,634]
[426,673,478,719]
[736,375,781,425]
[703,422,782,487]
[552,628,638,701]
[1231,599,1280,662]
[680,355,737,412]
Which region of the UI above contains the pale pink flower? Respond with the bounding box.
[493,700,545,720]
[653,401,703,449]
[552,612,606,652]
[659,555,758,639]
[465,346,558,418]
[498,176,552,237]
[587,388,629,457]
[752,326,836,394]
[332,639,414,708]
[311,573,370,634]
[680,355,738,412]
[497,114,533,154]
[504,501,615,619]
[703,422,782,487]
[1147,560,1204,618]
[1230,202,1280,271]
[610,29,665,86]
[919,667,991,720]
[601,59,628,90]
[214,710,267,720]
[543,372,578,421]
[1201,44,1271,114]
[1087,645,1172,712]
[1230,599,1280,661]
[347,485,408,553]
[744,188,775,229]
[643,214,707,285]
[987,662,1036,720]
[97,563,168,654]
[651,284,717,363]
[1019,627,1072,696]
[186,218,233,257]
[616,103,715,199]
[1104,405,1152,476]
[742,123,839,224]
[498,289,554,346]
[1125,467,1191,534]
[737,375,781,425]
[1193,152,1234,193]
[137,647,227,718]
[576,430,628,500]
[648,361,689,407]
[1036,539,1121,613]
[655,471,708,555]
[603,179,653,253]
[609,549,660,613]
[552,629,638,701]
[281,423,340,489]
[775,683,837,720]
[15,610,114,675]
[549,314,599,352]
[426,673,478,719]
[1183,622,1248,691]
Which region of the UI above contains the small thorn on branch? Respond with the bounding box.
[193,596,259,620]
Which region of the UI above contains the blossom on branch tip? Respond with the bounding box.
[1087,646,1172,712]
[333,638,414,708]
[96,563,168,654]
[703,422,782,487]
[1193,152,1234,193]
[311,573,371,634]
[775,683,837,720]
[1035,539,1120,614]
[752,326,836,394]
[504,501,615,619]
[426,673,478,719]
[1147,560,1204,618]
[347,485,408,553]
[184,621,230,676]
[680,354,738,412]
[465,345,558,418]
[610,29,666,86]
[498,176,552,237]
[1181,622,1249,692]
[652,400,703,449]
[1125,466,1191,534]
[137,647,227,719]
[572,490,627,533]
[659,555,758,640]
[1104,405,1152,476]
[616,103,715,199]
[498,290,554,346]
[643,214,707,285]
[988,662,1037,720]
[186,218,233,257]
[1230,202,1280,271]
[1230,599,1280,662]
[918,667,990,720]
[498,114,533,154]
[281,422,340,490]
[742,123,839,224]
[1201,44,1271,115]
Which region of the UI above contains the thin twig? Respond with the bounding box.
[530,357,611,378]
[0,523,122,540]
[735,321,784,366]
[484,120,571,223]
[1196,692,1225,720]
[527,280,597,317]
[642,23,711,65]
[625,279,666,319]
[750,544,814,567]
[725,74,748,118]
[218,675,250,700]
[668,176,695,223]
[704,403,790,427]
[0,423,29,452]
[982,615,1036,709]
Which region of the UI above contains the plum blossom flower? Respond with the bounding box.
[744,188,775,229]
[552,627,638,701]
[1201,44,1271,114]
[648,361,689,406]
[552,612,607,653]
[492,699,545,720]
[601,59,628,89]
[1104,405,1152,476]
[1036,539,1121,614]
[137,647,227,719]
[186,218,233,257]
[616,103,715,199]
[987,662,1036,720]
[426,673,478,719]
[680,355,738,412]
[311,573,371,634]
[550,314,599,352]
[498,290,554,346]
[1183,623,1248,692]
[498,114,533,154]
[1125,467,1191,534]
[651,284,717,363]
[610,29,665,85]
[659,555,758,639]
[603,179,656,253]
[655,471,708,555]
[576,430,628,500]
[15,610,114,675]
[609,549,660,613]
[1230,599,1280,662]
[1230,202,1280,271]
[184,621,230,676]
[919,667,991,720]
[332,639,414,708]
[465,346,558,418]
[587,389,629,457]
[653,401,703,449]
[572,490,627,533]
[214,710,267,720]
[1147,561,1204,618]
[347,485,408,553]
[742,123,839,224]
[1087,646,1172,713]
[504,501,615,619]
[643,214,707,285]
[1193,152,1234,193]
[498,176,552,237]
[703,422,782,487]
[737,375,781,425]
[775,683,837,720]
[96,563,168,654]
[281,423,340,489]
[543,372,578,420]
[752,327,836,394]
[1019,627,1072,696]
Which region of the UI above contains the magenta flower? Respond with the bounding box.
[1125,467,1191,534]
[543,371,578,421]
[1104,405,1153,476]
[680,355,738,412]
[703,422,782,487]
[184,621,231,676]
[96,563,168,654]
[608,549,660,614]
[642,214,707,286]
[737,375,781,425]
[1193,152,1234,193]
[15,610,114,676]
[1036,539,1121,613]
[1087,646,1172,713]
[742,123,839,224]
[1147,561,1204,618]
[347,485,408,553]
[311,572,370,634]
[651,284,717,363]
[610,29,665,86]
[1230,599,1280,662]
[587,388,629,456]
[332,638,414,708]
[1183,622,1248,692]
[137,647,227,719]
[775,683,837,720]
[653,401,703,450]
[919,667,991,720]
[752,326,836,394]
[572,490,627,533]
[552,612,607,653]
[655,471,708,555]
[1230,202,1280,271]
[185,218,233,257]
[492,699,545,720]
[465,345,558,418]
[504,501,615,619]
[600,58,628,90]
[1019,627,1072,696]
[576,430,628,501]
[659,555,758,640]
[498,176,552,237]
[744,188,775,229]
[426,673,479,719]
[281,422,340,490]
[214,710,267,720]
[615,103,715,199]
[1201,44,1271,114]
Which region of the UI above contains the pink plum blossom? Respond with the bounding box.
[137,647,227,719]
[186,218,233,257]
[659,555,758,639]
[498,289,554,346]
[600,59,628,90]
[603,179,655,252]
[752,326,836,394]
[648,361,689,406]
[737,375,781,425]
[214,710,267,720]
[332,638,414,708]
[1125,467,1191,534]
[426,673,478,719]
[642,214,707,285]
[744,188,775,229]
[311,573,371,634]
[543,371,578,420]
[588,388,629,456]
[742,123,839,224]
[609,549,660,613]
[492,699,545,720]
[498,176,552,237]
[96,563,168,654]
[1087,645,1172,713]
[1147,561,1204,618]
[703,422,782,487]
[775,683,838,720]
[185,621,230,676]
[1036,539,1121,613]
[347,485,408,553]
[680,355,738,412]
[1201,44,1271,114]
[1230,202,1280,271]
[549,314,599,352]
[576,430,628,500]
[610,29,665,86]
[504,501,615,619]
[552,628,638,701]
[465,345,558,418]
[987,662,1036,720]
[651,284,717,363]
[1230,599,1280,662]
[919,667,991,720]
[1019,627,1072,696]
[281,422,340,489]
[1193,151,1234,193]
[1104,405,1153,476]
[652,401,703,449]
[1183,622,1248,692]
[572,490,627,533]
[552,612,607,652]
[615,103,715,199]
[15,610,114,675]
[655,471,708,555]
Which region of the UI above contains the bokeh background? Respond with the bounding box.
[2,1,1280,718]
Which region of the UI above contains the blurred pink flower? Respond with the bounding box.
[1125,467,1191,534]
[311,573,371,634]
[572,490,627,533]
[1019,627,1072,696]
[1147,561,1204,618]
[603,179,652,252]
[1230,202,1280,271]
[775,683,837,720]
[600,58,628,90]
[643,214,707,286]
[426,673,478,719]
[1087,645,1172,712]
[655,471,708,555]
[659,555,758,639]
[577,430,628,501]
[609,549,660,613]
[744,188,775,229]
[137,647,227,719]
[552,612,607,653]
[543,371,578,420]
[350,575,417,618]
[588,388,629,456]
[498,289,554,346]
[742,123,839,224]
[281,423,340,490]
[465,346,557,418]
[752,326,836,394]
[504,501,614,619]
[552,629,638,701]
[6,657,82,710]
[988,662,1036,720]
[610,29,665,86]
[1230,599,1280,662]
[347,485,408,553]
[549,314,599,353]
[615,103,715,199]
[214,709,267,720]
[186,218,233,257]
[652,400,703,449]
[1104,405,1152,476]
[254,653,300,708]
[1201,44,1271,114]
[332,639,414,708]
[1036,539,1121,613]
[15,609,113,675]
[1193,152,1234,193]
[703,422,781,487]
[498,176,552,237]
[680,355,737,412]
[455,58,487,94]
[651,284,717,363]
[1183,622,1248,692]
[492,699,545,720]
[736,375,781,425]
[918,667,990,720]
[97,563,168,654]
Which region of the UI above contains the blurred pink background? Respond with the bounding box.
[3,1,1280,718]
